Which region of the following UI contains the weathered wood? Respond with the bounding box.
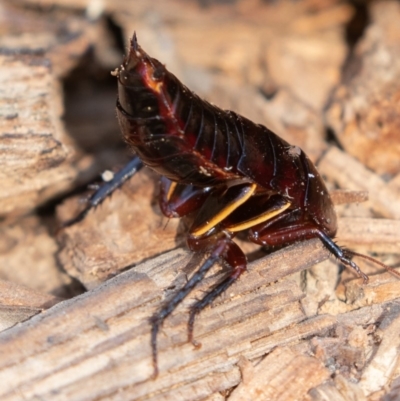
[0,279,61,331]
[0,240,332,401]
[319,146,400,219]
[0,216,74,296]
[229,348,330,401]
[1,238,399,400]
[337,217,400,253]
[0,3,96,218]
[326,1,400,176]
[57,169,184,289]
[1,1,400,399]
[0,55,75,217]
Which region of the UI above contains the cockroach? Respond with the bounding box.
[63,33,400,378]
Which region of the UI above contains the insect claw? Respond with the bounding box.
[349,260,369,283]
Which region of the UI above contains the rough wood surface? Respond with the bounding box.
[1,1,400,400]
[319,146,400,220]
[0,279,61,331]
[0,241,334,400]
[326,1,400,176]
[0,216,75,296]
[57,169,184,289]
[1,242,400,400]
[0,55,74,217]
[229,348,331,401]
[0,3,97,218]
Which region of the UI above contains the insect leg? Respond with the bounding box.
[187,237,246,346]
[250,212,371,282]
[159,176,210,218]
[186,195,291,345]
[62,156,143,227]
[149,238,229,378]
[316,231,369,283]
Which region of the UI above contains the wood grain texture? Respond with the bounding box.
[0,241,333,400]
[319,146,400,220]
[326,1,400,176]
[1,240,400,400]
[0,55,75,217]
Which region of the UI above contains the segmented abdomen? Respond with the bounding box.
[116,40,337,236]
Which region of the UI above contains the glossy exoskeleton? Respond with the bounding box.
[64,33,399,378]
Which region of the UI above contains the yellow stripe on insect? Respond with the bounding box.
[166,181,177,201]
[226,200,291,232]
[192,183,257,236]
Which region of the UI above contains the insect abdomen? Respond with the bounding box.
[116,39,336,237]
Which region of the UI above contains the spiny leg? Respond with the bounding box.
[150,184,286,376]
[149,239,228,378]
[316,231,369,283]
[188,265,246,348]
[62,156,143,227]
[249,212,372,283]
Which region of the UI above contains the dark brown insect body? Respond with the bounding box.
[65,33,398,378]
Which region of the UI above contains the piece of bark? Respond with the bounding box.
[0,3,92,78]
[0,54,75,218]
[0,240,334,401]
[318,146,400,219]
[308,375,367,401]
[57,169,184,289]
[0,279,60,309]
[326,1,400,176]
[0,279,61,331]
[0,216,75,297]
[0,4,114,219]
[336,217,400,254]
[0,215,73,330]
[229,347,330,401]
[359,302,400,396]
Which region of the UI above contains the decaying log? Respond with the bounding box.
[57,169,185,289]
[319,146,400,220]
[0,216,74,296]
[1,0,400,400]
[0,54,74,217]
[0,3,98,218]
[0,241,332,400]
[0,279,61,331]
[1,239,400,400]
[326,1,400,176]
